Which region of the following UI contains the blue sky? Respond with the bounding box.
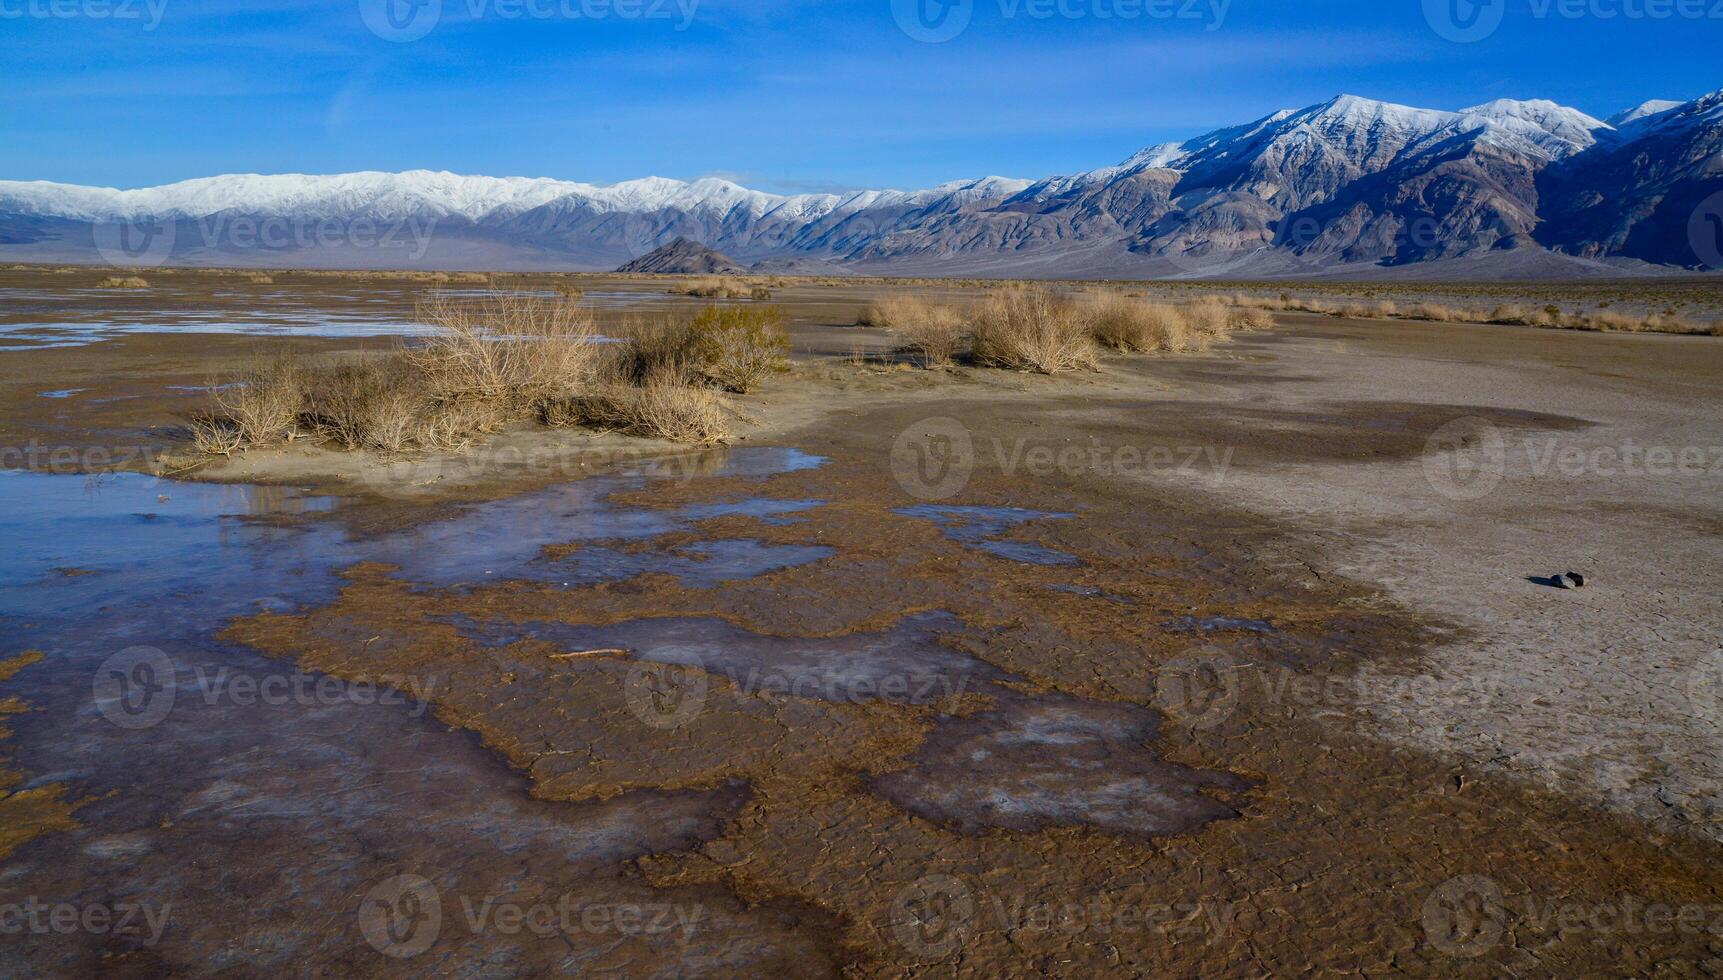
[3,0,1718,193]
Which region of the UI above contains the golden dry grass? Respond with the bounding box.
[861,295,942,330]
[872,297,968,367]
[410,293,601,406]
[1081,294,1206,352]
[97,276,149,289]
[669,277,751,299]
[1183,299,1233,338]
[545,372,732,446]
[969,286,1099,374]
[188,292,790,457]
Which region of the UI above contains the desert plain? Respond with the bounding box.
[0,265,1720,975]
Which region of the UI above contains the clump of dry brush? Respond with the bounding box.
[968,286,1102,374]
[187,293,792,457]
[862,296,968,367]
[1235,294,1722,335]
[666,277,774,300]
[863,286,1274,374]
[544,305,789,446]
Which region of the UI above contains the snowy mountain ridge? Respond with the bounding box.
[2,89,1718,278]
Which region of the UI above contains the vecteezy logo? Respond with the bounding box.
[889,875,975,960]
[1422,875,1506,958]
[1423,0,1505,43]
[1688,190,1723,271]
[360,0,442,42]
[1421,417,1507,502]
[891,0,973,43]
[623,660,710,730]
[891,417,974,500]
[359,874,442,958]
[93,646,177,730]
[1153,648,1242,730]
[92,218,177,269]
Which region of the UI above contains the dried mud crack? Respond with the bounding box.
[219,400,1723,976]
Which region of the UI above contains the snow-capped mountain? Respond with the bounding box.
[2,90,1719,278]
[1607,100,1686,132]
[1538,88,1723,267]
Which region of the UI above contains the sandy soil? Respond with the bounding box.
[1127,315,1723,839]
[2,268,1721,975]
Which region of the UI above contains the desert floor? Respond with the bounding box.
[0,267,1719,976]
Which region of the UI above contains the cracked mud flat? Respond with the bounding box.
[2,276,1722,975]
[205,413,1722,976]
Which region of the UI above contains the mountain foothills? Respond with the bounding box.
[3,90,1720,279]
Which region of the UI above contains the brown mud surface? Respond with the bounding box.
[223,392,1722,975]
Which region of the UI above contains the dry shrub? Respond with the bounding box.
[1648,315,1708,334]
[750,286,773,301]
[688,305,790,393]
[546,371,731,446]
[1577,311,1708,333]
[862,295,944,330]
[1227,306,1276,331]
[186,412,246,457]
[247,273,275,285]
[212,352,302,445]
[895,308,968,367]
[671,277,748,299]
[192,292,603,458]
[1402,303,1475,322]
[1183,301,1233,338]
[1339,301,1398,320]
[296,358,422,451]
[554,283,585,299]
[98,276,149,289]
[871,296,967,366]
[614,375,731,445]
[969,287,1098,374]
[1082,294,1200,352]
[410,293,600,408]
[604,315,702,386]
[419,271,489,285]
[1486,305,1555,327]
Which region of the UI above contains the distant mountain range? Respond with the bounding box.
[3,89,1721,280]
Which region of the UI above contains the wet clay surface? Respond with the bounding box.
[871,695,1252,838]
[211,408,1723,976]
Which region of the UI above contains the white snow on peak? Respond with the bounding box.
[1608,99,1685,130]
[1462,98,1610,139]
[1010,93,1617,205]
[1265,94,1607,161]
[1121,143,1192,171]
[0,169,1032,225]
[1302,94,1457,134]
[1600,90,1723,137]
[0,92,1696,228]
